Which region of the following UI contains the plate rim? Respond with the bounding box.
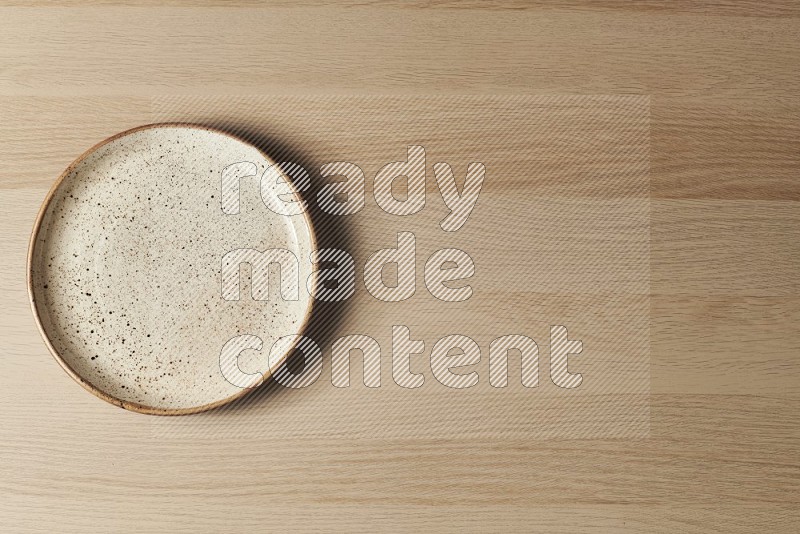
[27,122,319,416]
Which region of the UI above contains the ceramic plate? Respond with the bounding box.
[28,124,316,414]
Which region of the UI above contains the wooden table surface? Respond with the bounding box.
[1,2,798,532]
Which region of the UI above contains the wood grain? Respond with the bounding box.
[0,3,798,532]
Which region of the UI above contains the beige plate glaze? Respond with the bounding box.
[28,124,316,415]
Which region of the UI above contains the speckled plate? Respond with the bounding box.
[28,124,316,415]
